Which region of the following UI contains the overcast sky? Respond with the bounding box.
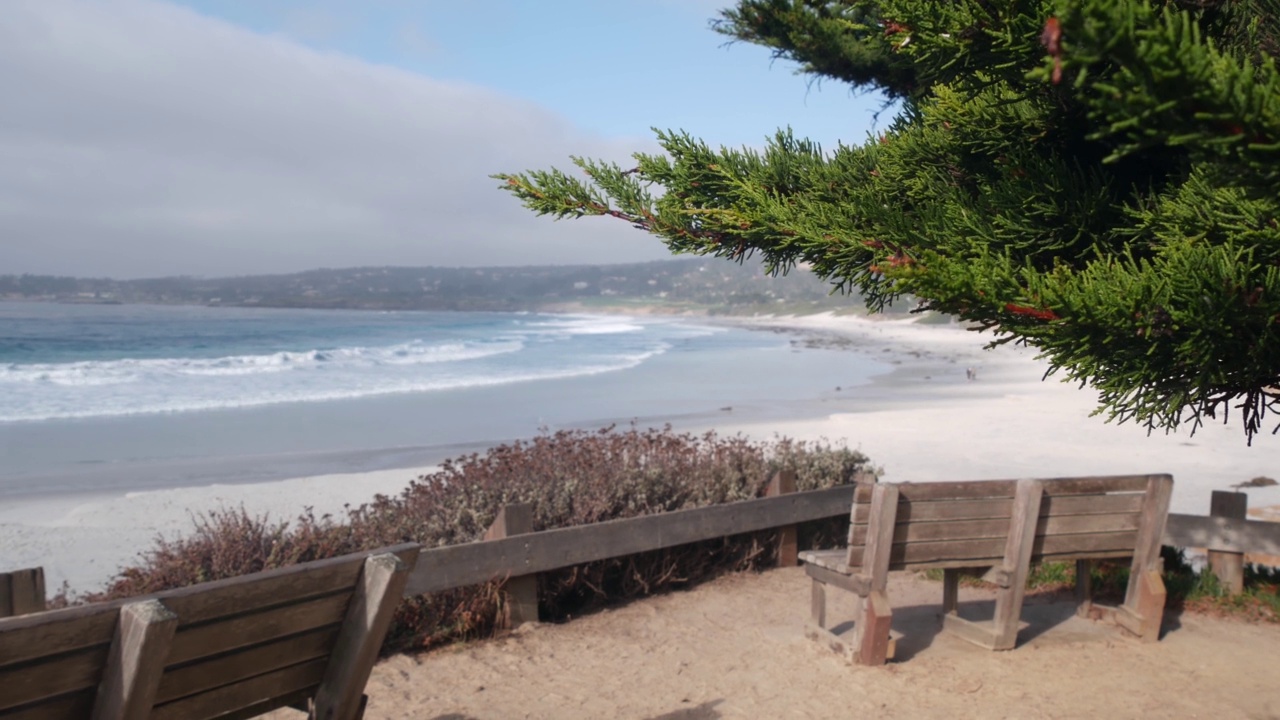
[1,0,888,279]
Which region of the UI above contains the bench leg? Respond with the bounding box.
[854,590,893,666]
[1075,559,1093,618]
[810,577,827,628]
[942,569,960,616]
[1131,569,1166,643]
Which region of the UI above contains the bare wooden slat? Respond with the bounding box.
[1040,493,1144,517]
[313,553,414,720]
[166,593,350,667]
[91,600,179,720]
[404,485,858,597]
[841,530,1141,570]
[0,544,417,671]
[1165,513,1280,555]
[0,690,96,720]
[206,687,316,720]
[851,511,1142,546]
[0,647,109,712]
[148,658,327,720]
[0,605,119,670]
[992,479,1044,650]
[852,492,1144,525]
[803,563,871,596]
[160,544,418,626]
[858,484,900,592]
[851,475,1151,503]
[155,627,338,705]
[0,569,46,619]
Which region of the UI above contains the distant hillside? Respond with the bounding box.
[0,258,916,315]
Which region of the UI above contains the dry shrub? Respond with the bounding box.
[89,425,873,652]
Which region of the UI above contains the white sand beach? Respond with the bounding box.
[3,312,1279,595]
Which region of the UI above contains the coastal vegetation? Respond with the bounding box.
[83,426,874,652]
[499,0,1280,441]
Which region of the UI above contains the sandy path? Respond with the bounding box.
[327,567,1280,720]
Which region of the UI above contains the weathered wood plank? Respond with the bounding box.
[0,689,97,720]
[802,563,871,596]
[148,658,327,720]
[0,568,46,619]
[1164,512,1280,555]
[1207,491,1248,594]
[404,485,858,597]
[0,544,417,671]
[91,600,179,720]
[852,492,1144,524]
[851,475,1151,503]
[154,627,338,705]
[162,544,419,627]
[848,512,1141,546]
[0,605,119,670]
[841,530,1141,570]
[166,592,351,666]
[313,553,414,720]
[992,479,1044,650]
[859,484,900,592]
[0,646,109,712]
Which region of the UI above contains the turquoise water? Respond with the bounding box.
[0,302,886,497]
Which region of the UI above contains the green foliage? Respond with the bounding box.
[498,0,1280,441]
[88,426,873,652]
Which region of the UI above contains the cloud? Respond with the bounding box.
[0,0,670,278]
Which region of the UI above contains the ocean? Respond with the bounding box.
[0,302,886,499]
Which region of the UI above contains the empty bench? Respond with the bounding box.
[802,474,1173,665]
[0,543,419,720]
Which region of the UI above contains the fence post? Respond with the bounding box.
[767,470,798,567]
[0,567,46,618]
[484,504,539,628]
[1208,490,1247,595]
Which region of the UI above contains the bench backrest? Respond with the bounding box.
[0,543,418,720]
[843,475,1171,571]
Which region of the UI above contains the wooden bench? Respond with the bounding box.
[802,474,1173,665]
[0,543,419,720]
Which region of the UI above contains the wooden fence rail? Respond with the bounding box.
[402,487,1280,600]
[403,483,853,597]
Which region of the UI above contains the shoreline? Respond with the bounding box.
[4,311,1280,595]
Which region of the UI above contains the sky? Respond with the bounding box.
[1,0,891,279]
